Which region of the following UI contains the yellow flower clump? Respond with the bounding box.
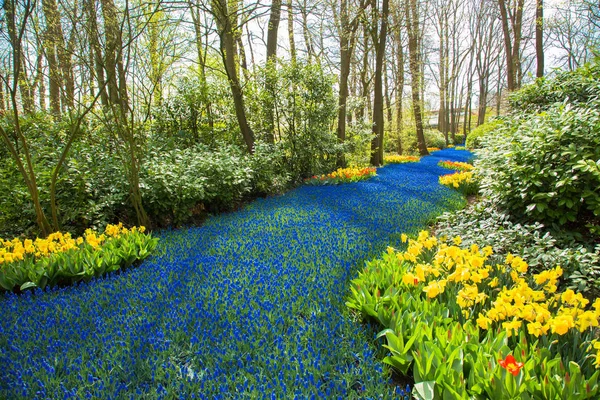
[384,155,421,164]
[427,147,441,152]
[394,231,600,344]
[439,171,475,188]
[438,160,474,171]
[326,167,376,180]
[0,223,144,266]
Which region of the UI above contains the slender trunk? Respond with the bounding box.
[237,36,250,81]
[497,0,515,91]
[0,81,5,115]
[42,0,62,115]
[300,0,314,62]
[85,0,108,107]
[212,0,255,152]
[266,0,282,62]
[370,0,389,166]
[287,0,297,64]
[35,52,46,111]
[3,0,51,234]
[264,0,282,143]
[405,0,428,156]
[358,29,370,121]
[336,0,352,166]
[384,61,392,128]
[393,9,404,154]
[536,0,544,78]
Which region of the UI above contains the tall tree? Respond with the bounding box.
[335,0,366,166]
[1,0,52,235]
[370,0,389,166]
[391,3,405,154]
[497,0,524,91]
[536,0,544,77]
[264,0,282,143]
[404,0,428,156]
[210,0,255,152]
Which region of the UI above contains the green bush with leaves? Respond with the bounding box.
[465,119,503,149]
[425,129,446,149]
[0,114,130,238]
[248,141,291,196]
[510,62,600,113]
[477,100,600,228]
[142,144,253,225]
[452,132,465,145]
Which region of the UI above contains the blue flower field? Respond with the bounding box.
[0,149,472,399]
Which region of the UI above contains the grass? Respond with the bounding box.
[0,149,472,399]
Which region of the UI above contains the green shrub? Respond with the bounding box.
[453,133,465,145]
[510,62,600,113]
[466,120,503,149]
[477,100,600,227]
[142,144,253,225]
[0,114,130,238]
[424,129,446,149]
[248,142,291,196]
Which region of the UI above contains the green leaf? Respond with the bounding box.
[414,381,436,400]
[20,281,38,291]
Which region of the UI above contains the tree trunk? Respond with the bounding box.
[2,0,52,235]
[42,0,62,115]
[287,0,297,64]
[212,0,255,153]
[264,0,281,143]
[405,0,428,156]
[85,0,108,107]
[536,0,544,78]
[393,8,404,154]
[300,0,314,62]
[336,0,351,166]
[266,0,282,62]
[498,0,524,91]
[358,29,370,122]
[370,0,389,166]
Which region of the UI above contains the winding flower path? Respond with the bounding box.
[1,149,472,399]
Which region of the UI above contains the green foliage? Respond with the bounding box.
[424,129,446,149]
[436,200,600,298]
[247,141,291,196]
[260,61,342,180]
[452,133,465,145]
[142,144,253,225]
[0,114,130,238]
[509,62,600,113]
[477,100,600,228]
[465,119,504,149]
[151,74,240,149]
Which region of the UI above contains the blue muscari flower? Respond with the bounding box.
[0,149,469,398]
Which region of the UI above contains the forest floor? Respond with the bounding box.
[1,149,473,399]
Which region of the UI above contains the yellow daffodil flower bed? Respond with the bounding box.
[0,224,158,292]
[383,155,421,164]
[347,231,600,398]
[439,170,478,195]
[438,160,474,172]
[427,147,441,152]
[304,167,376,185]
